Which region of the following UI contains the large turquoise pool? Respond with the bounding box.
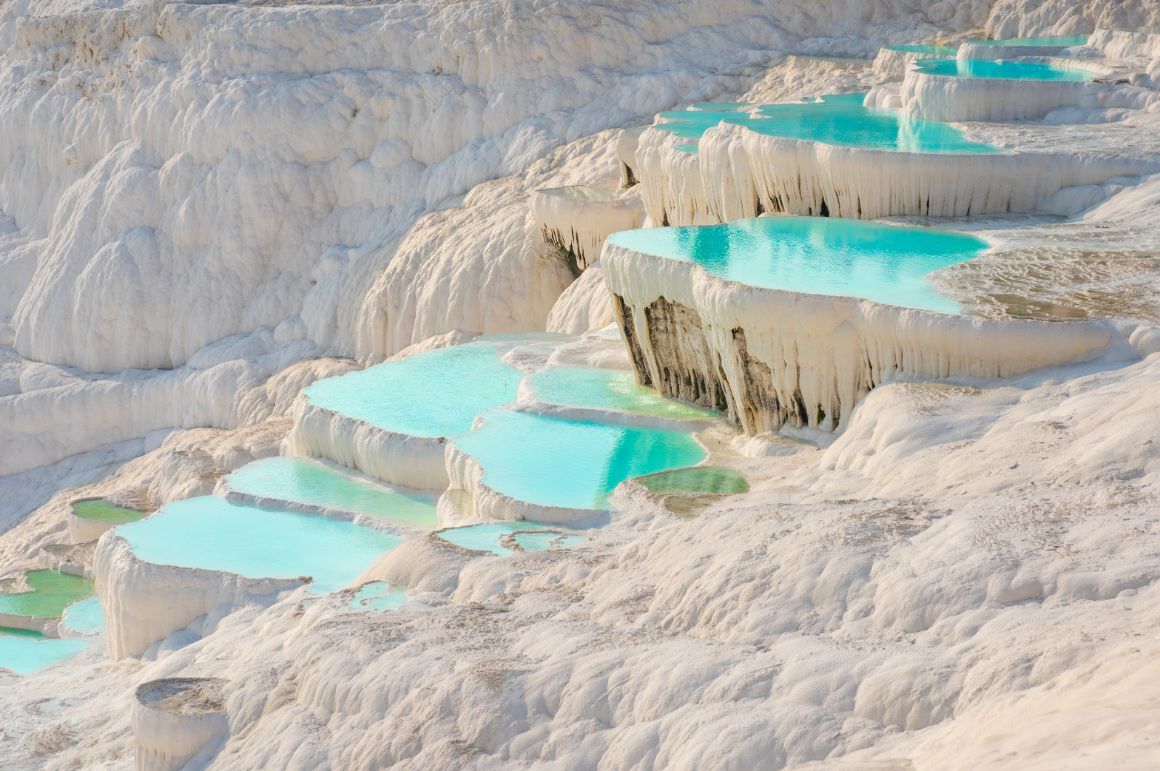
[0,628,87,676]
[302,340,524,438]
[656,94,996,154]
[453,410,706,510]
[915,58,1095,82]
[225,457,437,529]
[529,368,718,421]
[117,497,399,594]
[607,216,987,314]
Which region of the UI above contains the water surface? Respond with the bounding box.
[915,58,1094,82]
[530,368,717,420]
[0,571,93,619]
[0,628,87,675]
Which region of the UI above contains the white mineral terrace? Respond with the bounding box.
[530,185,644,273]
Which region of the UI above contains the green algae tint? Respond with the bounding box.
[71,498,147,524]
[530,368,718,421]
[117,497,399,594]
[436,522,581,556]
[607,216,987,314]
[639,467,751,496]
[226,457,437,530]
[656,94,996,155]
[302,340,524,438]
[915,58,1094,82]
[0,628,87,675]
[61,597,105,636]
[0,571,93,619]
[454,411,706,510]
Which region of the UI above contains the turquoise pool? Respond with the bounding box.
[453,410,706,510]
[889,43,958,55]
[60,597,105,636]
[915,58,1094,82]
[302,340,524,438]
[117,497,399,594]
[437,521,584,556]
[225,457,437,529]
[607,216,987,314]
[349,582,408,611]
[657,94,996,154]
[968,35,1088,48]
[529,368,718,420]
[0,628,87,675]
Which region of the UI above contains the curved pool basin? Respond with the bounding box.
[437,521,584,556]
[914,58,1095,82]
[606,216,987,314]
[0,628,87,675]
[528,368,718,421]
[117,497,399,594]
[0,571,93,620]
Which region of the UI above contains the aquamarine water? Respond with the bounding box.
[117,497,399,594]
[529,368,718,420]
[302,340,524,438]
[454,410,706,510]
[968,35,1088,48]
[607,216,986,314]
[915,58,1094,82]
[889,43,958,55]
[0,628,87,675]
[60,597,105,636]
[656,94,996,154]
[349,582,408,611]
[225,457,437,529]
[437,521,581,556]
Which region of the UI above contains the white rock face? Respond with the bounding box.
[900,65,1104,122]
[530,185,643,273]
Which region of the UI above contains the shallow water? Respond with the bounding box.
[436,521,582,556]
[0,571,93,619]
[118,497,399,594]
[71,498,147,524]
[968,35,1088,48]
[657,93,996,154]
[454,410,706,510]
[60,597,105,636]
[225,457,437,529]
[349,582,408,611]
[915,58,1094,82]
[302,340,524,438]
[607,215,987,314]
[639,467,751,496]
[889,43,957,55]
[0,628,87,675]
[529,368,717,420]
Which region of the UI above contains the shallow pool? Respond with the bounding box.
[117,497,399,594]
[349,582,408,611]
[302,340,524,438]
[225,457,437,529]
[0,571,93,619]
[61,597,105,636]
[0,628,87,675]
[529,368,718,420]
[656,93,996,154]
[607,216,987,314]
[454,410,706,510]
[71,498,147,524]
[967,35,1088,48]
[437,521,584,556]
[889,43,958,55]
[639,466,751,496]
[915,58,1094,82]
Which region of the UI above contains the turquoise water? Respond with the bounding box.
[302,341,524,438]
[0,629,87,675]
[529,368,718,420]
[607,216,987,314]
[657,94,995,154]
[118,497,399,594]
[889,43,958,55]
[915,58,1094,82]
[454,410,706,510]
[969,35,1088,48]
[437,521,582,556]
[60,597,105,636]
[225,457,437,529]
[349,582,407,611]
